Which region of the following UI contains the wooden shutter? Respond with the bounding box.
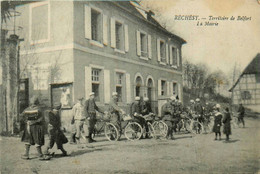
[85,66,92,99]
[178,83,182,101]
[104,69,110,103]
[126,73,131,103]
[136,30,141,56]
[84,5,91,39]
[110,18,116,48]
[166,43,169,64]
[177,48,180,66]
[158,79,161,96]
[169,46,173,65]
[167,81,170,95]
[148,34,152,59]
[157,39,160,62]
[103,14,108,45]
[124,24,129,52]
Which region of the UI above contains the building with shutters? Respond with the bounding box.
[11,1,186,116]
[229,53,260,112]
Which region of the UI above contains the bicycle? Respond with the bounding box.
[189,114,204,134]
[139,113,156,138]
[91,117,120,141]
[152,117,168,138]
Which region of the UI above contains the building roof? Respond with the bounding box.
[113,1,186,44]
[229,53,260,92]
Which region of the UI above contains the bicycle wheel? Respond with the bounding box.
[147,122,155,138]
[190,121,204,134]
[153,121,168,138]
[124,122,143,141]
[185,119,192,132]
[203,123,211,134]
[104,123,119,141]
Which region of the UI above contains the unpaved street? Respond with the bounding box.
[1,118,259,174]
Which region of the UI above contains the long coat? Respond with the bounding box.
[223,112,232,135]
[212,112,222,133]
[48,111,68,149]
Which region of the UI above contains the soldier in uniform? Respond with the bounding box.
[131,96,146,131]
[42,104,68,160]
[20,96,44,160]
[85,92,104,143]
[194,98,204,123]
[141,97,152,116]
[237,103,245,128]
[108,92,125,132]
[161,96,176,140]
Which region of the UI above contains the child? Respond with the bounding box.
[223,107,232,141]
[212,104,223,140]
[42,104,68,160]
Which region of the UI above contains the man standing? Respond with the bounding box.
[85,92,104,143]
[20,96,44,160]
[238,103,245,128]
[71,97,85,144]
[108,92,125,132]
[194,98,204,123]
[161,96,176,140]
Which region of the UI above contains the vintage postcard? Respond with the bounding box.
[0,0,259,173]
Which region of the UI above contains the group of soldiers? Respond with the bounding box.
[19,91,246,160]
[70,92,153,144]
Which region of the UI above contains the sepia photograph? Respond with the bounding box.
[0,0,259,173]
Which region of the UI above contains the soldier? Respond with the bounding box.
[141,97,152,116]
[20,96,44,160]
[42,104,68,160]
[194,98,204,123]
[161,96,176,140]
[131,96,146,131]
[108,92,125,132]
[237,103,245,128]
[213,104,223,140]
[85,92,104,143]
[71,97,85,144]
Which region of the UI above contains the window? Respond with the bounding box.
[147,78,154,101]
[91,9,102,42]
[135,76,142,97]
[116,73,123,102]
[140,33,148,57]
[115,21,124,50]
[241,91,251,100]
[160,41,166,63]
[91,69,101,101]
[171,47,177,66]
[161,80,166,96]
[30,2,50,43]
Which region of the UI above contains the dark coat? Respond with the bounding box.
[223,112,232,135]
[48,111,68,149]
[20,105,45,146]
[212,112,223,133]
[238,105,245,118]
[141,102,152,116]
[131,102,141,116]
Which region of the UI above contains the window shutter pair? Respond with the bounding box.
[111,18,129,52]
[136,31,152,58]
[157,39,160,62]
[166,43,169,64]
[85,5,108,45]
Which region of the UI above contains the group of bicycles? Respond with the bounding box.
[87,110,243,142]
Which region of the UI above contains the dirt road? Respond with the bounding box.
[1,118,259,174]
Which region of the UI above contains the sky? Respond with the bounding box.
[141,0,260,76]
